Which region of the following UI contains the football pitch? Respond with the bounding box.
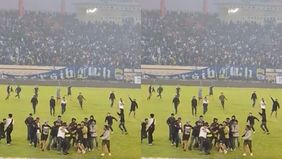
[0,85,141,159]
[140,85,282,159]
[0,85,281,159]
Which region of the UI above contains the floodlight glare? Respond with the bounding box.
[228,8,239,14]
[86,8,97,14]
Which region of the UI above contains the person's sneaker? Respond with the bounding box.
[250,153,253,156]
[109,153,111,156]
[148,143,153,146]
[267,132,270,135]
[243,153,247,156]
[101,153,105,156]
[224,150,227,154]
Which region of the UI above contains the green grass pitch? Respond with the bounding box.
[0,85,141,159]
[140,85,282,159]
[0,85,282,159]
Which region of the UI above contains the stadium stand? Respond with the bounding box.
[141,10,282,68]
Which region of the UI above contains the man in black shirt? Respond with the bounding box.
[270,97,280,118]
[188,121,202,150]
[68,118,77,146]
[109,91,116,107]
[47,122,59,150]
[191,96,198,116]
[41,121,51,151]
[251,91,257,107]
[157,85,163,99]
[129,97,138,118]
[30,95,38,114]
[30,117,40,147]
[34,86,39,97]
[50,96,56,116]
[77,92,86,109]
[105,113,117,132]
[209,86,214,96]
[246,113,259,133]
[176,86,181,97]
[259,111,270,135]
[147,85,154,100]
[166,113,175,141]
[172,95,180,114]
[210,118,219,146]
[5,85,11,100]
[67,86,72,96]
[141,118,148,143]
[15,85,22,99]
[24,113,33,141]
[0,118,6,141]
[117,110,127,135]
[172,117,182,147]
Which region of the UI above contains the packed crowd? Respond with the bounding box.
[142,10,282,68]
[0,10,140,68]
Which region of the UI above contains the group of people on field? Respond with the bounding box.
[143,85,280,157]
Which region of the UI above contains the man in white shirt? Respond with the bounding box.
[4,114,14,145]
[118,98,124,111]
[57,123,68,151]
[146,113,156,145]
[199,122,210,152]
[61,97,67,115]
[260,98,266,114]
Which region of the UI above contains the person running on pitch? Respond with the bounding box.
[147,85,155,100]
[15,85,22,99]
[109,91,116,107]
[77,92,86,109]
[246,112,259,133]
[117,109,128,135]
[242,125,253,157]
[172,95,180,114]
[156,85,163,99]
[270,96,280,118]
[100,125,111,157]
[251,91,257,107]
[5,85,12,100]
[129,97,138,118]
[259,110,270,135]
[219,92,227,109]
[104,113,118,133]
[31,95,38,114]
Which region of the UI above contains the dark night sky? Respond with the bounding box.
[0,0,216,12]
